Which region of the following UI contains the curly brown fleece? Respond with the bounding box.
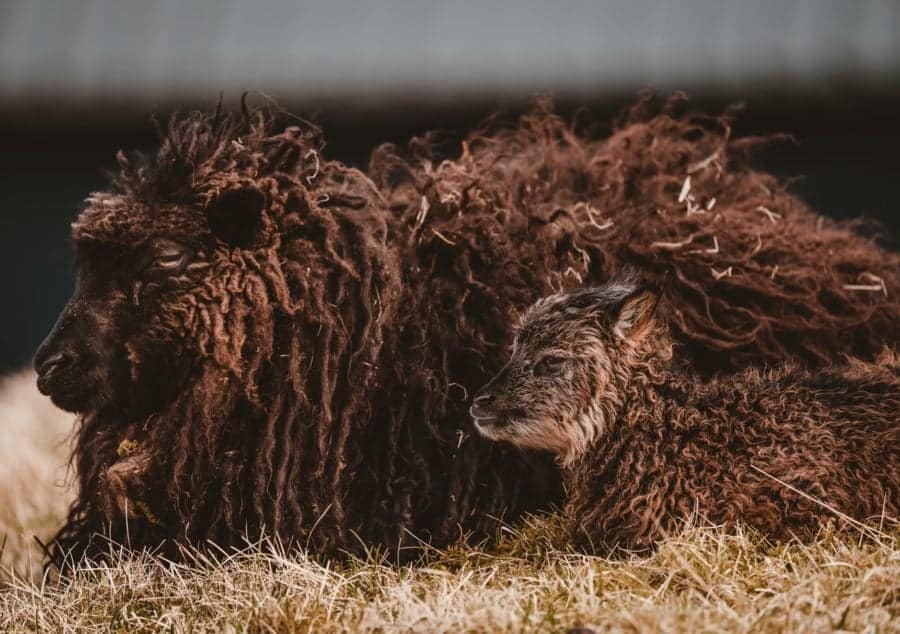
[374,94,899,373]
[569,346,900,552]
[472,281,900,552]
[49,96,899,564]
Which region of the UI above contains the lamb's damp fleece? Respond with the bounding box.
[567,332,900,552]
[472,280,900,551]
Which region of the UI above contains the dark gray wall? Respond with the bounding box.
[1,0,898,372]
[2,0,899,103]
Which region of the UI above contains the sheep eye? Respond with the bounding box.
[532,355,567,377]
[152,242,190,272]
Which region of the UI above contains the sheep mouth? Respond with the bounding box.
[37,370,100,413]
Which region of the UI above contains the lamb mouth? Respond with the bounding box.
[472,415,516,437]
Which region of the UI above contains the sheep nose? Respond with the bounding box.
[35,352,73,380]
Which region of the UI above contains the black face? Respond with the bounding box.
[34,183,269,416]
[33,239,194,415]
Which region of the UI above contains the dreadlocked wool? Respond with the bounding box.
[49,96,899,565]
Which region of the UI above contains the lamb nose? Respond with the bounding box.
[470,394,493,418]
[37,352,72,378]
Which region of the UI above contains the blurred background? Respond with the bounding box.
[1,0,898,374]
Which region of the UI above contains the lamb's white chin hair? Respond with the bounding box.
[524,405,608,467]
[474,415,583,466]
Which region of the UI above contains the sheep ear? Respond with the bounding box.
[205,187,266,248]
[612,287,659,342]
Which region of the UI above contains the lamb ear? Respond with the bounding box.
[612,287,660,342]
[205,187,266,248]
[561,288,611,314]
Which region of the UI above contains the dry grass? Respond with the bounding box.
[1,370,898,633]
[0,370,74,581]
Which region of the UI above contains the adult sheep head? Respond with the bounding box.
[32,110,404,557]
[34,111,376,419]
[34,183,267,415]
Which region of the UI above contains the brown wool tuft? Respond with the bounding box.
[372,94,899,372]
[51,95,899,565]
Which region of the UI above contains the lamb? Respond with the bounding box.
[33,97,900,564]
[471,278,900,551]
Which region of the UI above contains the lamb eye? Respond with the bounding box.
[532,355,567,377]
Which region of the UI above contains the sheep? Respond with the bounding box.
[471,277,900,551]
[33,97,900,564]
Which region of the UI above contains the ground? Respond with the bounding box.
[1,370,898,633]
